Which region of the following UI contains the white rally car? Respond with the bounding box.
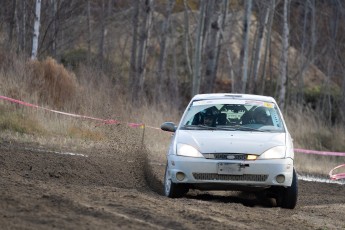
[161,94,297,209]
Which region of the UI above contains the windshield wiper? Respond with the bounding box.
[214,126,237,131]
[235,126,264,132]
[258,128,283,133]
[215,125,265,132]
[182,125,217,130]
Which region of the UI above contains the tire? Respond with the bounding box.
[280,168,298,209]
[164,163,188,198]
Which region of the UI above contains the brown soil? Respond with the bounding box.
[0,137,344,230]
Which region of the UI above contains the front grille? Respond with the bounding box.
[203,153,246,160]
[193,173,268,182]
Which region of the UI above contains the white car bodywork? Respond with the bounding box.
[162,94,298,209]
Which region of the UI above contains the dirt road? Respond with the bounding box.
[0,137,344,230]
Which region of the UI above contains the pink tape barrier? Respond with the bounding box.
[0,95,142,128]
[329,164,345,180]
[1,95,344,180]
[294,148,345,157]
[295,148,345,180]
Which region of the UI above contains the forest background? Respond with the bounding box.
[0,0,344,177]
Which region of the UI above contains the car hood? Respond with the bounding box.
[175,130,286,155]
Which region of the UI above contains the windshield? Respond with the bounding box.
[180,99,285,132]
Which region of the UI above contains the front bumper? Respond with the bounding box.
[167,155,294,189]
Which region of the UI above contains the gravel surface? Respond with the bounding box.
[0,137,344,230]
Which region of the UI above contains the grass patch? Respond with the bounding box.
[0,106,44,134]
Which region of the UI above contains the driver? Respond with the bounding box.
[203,114,214,126]
[254,107,270,125]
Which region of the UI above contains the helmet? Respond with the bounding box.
[203,109,215,126]
[254,107,269,124]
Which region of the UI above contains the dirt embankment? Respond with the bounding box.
[0,137,344,230]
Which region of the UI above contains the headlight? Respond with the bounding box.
[259,146,286,159]
[176,144,204,158]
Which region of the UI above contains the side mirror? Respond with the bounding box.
[161,122,177,132]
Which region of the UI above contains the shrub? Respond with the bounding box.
[27,57,78,109]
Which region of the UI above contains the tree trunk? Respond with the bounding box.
[20,0,27,52]
[323,3,339,123]
[87,0,92,64]
[340,65,345,123]
[98,0,106,70]
[183,0,193,80]
[192,0,206,96]
[50,0,57,57]
[156,0,175,103]
[278,0,290,110]
[214,0,229,90]
[260,0,275,95]
[8,0,17,48]
[299,3,307,104]
[31,0,42,60]
[170,25,179,108]
[202,1,215,51]
[137,0,153,98]
[129,0,140,102]
[310,0,316,67]
[237,0,252,93]
[226,48,235,93]
[204,0,222,93]
[250,1,269,94]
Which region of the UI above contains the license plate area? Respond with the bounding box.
[217,163,243,175]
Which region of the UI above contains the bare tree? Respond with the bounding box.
[97,0,112,70]
[50,0,58,57]
[183,0,193,79]
[260,0,275,95]
[236,0,252,93]
[278,0,290,110]
[214,0,229,90]
[31,0,42,60]
[87,0,92,64]
[169,24,179,107]
[129,0,140,101]
[296,0,309,104]
[7,0,17,48]
[17,0,27,53]
[98,0,106,69]
[204,0,223,93]
[342,64,345,121]
[296,0,318,105]
[156,0,175,102]
[249,0,270,94]
[323,2,340,123]
[137,0,153,97]
[310,0,316,69]
[130,0,154,102]
[227,48,236,93]
[192,0,206,96]
[35,1,85,59]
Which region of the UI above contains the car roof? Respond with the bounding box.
[192,93,277,103]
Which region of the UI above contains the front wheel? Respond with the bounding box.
[164,163,188,198]
[279,168,298,209]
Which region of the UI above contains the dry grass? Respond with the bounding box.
[27,57,78,110]
[294,154,343,177]
[0,56,148,154]
[285,105,345,152]
[285,106,345,177]
[0,105,45,135]
[0,55,344,178]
